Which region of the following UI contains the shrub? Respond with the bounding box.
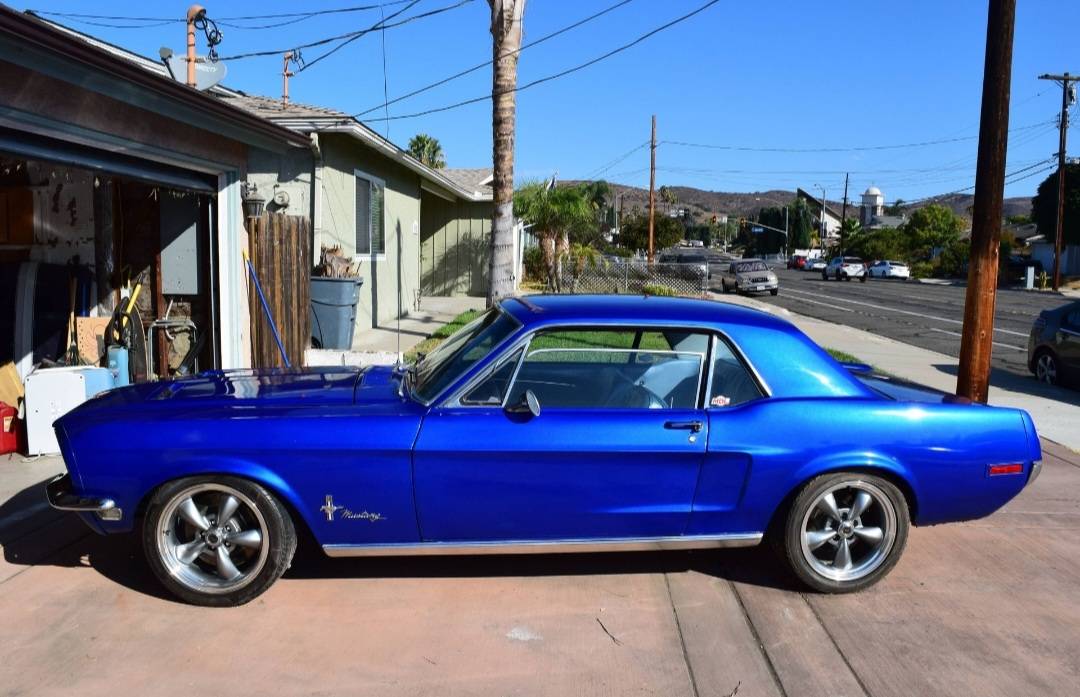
[523,246,544,282]
[642,284,677,296]
[910,261,934,279]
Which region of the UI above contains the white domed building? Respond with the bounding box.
[860,185,905,229]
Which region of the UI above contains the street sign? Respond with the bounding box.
[751,226,764,234]
[161,50,228,91]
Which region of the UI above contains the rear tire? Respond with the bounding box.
[770,288,779,296]
[781,472,909,593]
[859,274,867,283]
[143,476,297,607]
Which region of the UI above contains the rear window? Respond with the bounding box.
[843,257,863,264]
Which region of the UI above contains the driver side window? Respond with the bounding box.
[505,328,707,409]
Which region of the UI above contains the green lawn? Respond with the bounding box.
[825,348,864,364]
[404,309,482,362]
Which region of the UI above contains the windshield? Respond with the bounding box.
[736,261,768,273]
[411,308,521,403]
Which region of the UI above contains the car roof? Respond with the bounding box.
[501,294,794,332]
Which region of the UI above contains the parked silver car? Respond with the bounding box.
[720,259,779,296]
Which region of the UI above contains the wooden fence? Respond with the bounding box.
[246,213,311,369]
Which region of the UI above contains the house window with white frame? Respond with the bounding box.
[355,171,385,258]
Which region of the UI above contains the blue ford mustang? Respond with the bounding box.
[47,295,1042,606]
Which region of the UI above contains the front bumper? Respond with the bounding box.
[45,473,121,521]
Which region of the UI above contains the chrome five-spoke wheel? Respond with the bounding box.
[800,481,896,582]
[144,476,296,606]
[157,484,269,594]
[783,472,909,593]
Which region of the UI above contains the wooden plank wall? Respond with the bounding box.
[246,213,311,368]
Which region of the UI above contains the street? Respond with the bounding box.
[748,266,1070,379]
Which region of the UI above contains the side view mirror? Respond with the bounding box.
[505,389,541,418]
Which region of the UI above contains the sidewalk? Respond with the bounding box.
[307,295,486,366]
[713,292,1080,451]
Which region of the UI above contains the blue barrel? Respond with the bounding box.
[310,277,363,349]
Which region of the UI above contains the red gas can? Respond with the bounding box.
[0,403,17,455]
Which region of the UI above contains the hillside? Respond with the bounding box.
[565,181,1033,225]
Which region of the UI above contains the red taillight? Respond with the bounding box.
[988,463,1024,476]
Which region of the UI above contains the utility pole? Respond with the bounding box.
[784,206,789,258]
[840,173,849,255]
[1038,71,1078,291]
[957,0,1015,404]
[648,115,657,263]
[282,51,295,105]
[185,5,204,87]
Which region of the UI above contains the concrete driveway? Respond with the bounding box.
[2,441,1078,697]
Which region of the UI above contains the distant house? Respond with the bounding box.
[795,188,844,242]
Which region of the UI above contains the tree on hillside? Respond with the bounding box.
[487,0,527,304]
[579,180,612,242]
[659,185,678,212]
[513,182,592,292]
[885,199,906,216]
[790,197,814,249]
[407,134,446,169]
[619,212,684,253]
[1032,164,1080,246]
[902,204,964,259]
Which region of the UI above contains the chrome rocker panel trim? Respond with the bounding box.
[323,533,764,557]
[45,473,116,513]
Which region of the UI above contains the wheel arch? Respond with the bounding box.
[764,463,919,542]
[133,465,319,549]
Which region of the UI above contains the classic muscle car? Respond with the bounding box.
[47,295,1042,606]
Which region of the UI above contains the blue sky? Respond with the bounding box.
[25,0,1080,202]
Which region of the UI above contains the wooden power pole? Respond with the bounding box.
[186,5,204,87]
[957,0,1015,403]
[1038,71,1078,291]
[648,115,657,263]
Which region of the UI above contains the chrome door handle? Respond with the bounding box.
[664,420,703,433]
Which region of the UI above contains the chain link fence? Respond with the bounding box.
[559,259,710,295]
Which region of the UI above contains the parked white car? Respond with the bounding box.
[868,260,910,279]
[824,256,867,282]
[806,258,827,272]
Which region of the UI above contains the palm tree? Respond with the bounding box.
[578,180,611,243]
[514,182,592,292]
[407,134,446,169]
[659,185,678,212]
[487,0,527,304]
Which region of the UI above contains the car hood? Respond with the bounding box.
[64,365,408,417]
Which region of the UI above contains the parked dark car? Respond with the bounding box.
[788,255,807,270]
[658,252,710,290]
[1028,300,1080,387]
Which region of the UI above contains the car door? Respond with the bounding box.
[1059,307,1080,375]
[412,327,711,542]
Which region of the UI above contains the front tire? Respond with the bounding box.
[143,476,297,606]
[782,472,909,593]
[1034,349,1060,386]
[770,288,779,296]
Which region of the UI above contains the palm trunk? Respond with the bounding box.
[487,0,526,305]
[541,233,556,293]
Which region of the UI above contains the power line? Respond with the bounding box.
[900,158,1055,206]
[296,0,425,72]
[358,0,722,123]
[660,120,1054,153]
[217,1,416,29]
[584,141,651,179]
[352,0,636,117]
[217,0,470,62]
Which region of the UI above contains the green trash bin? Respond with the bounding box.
[310,277,363,349]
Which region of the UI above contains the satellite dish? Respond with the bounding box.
[161,51,228,91]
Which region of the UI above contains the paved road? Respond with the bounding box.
[3,446,1080,696]
[744,267,1072,378]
